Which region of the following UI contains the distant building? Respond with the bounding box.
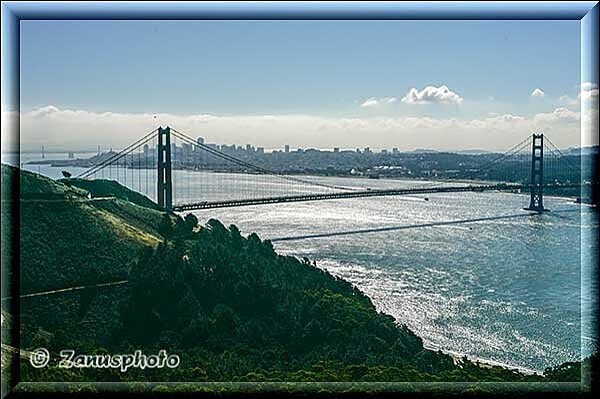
[221,144,235,153]
[197,137,205,145]
[363,147,371,154]
[182,143,192,158]
[256,147,265,154]
[284,144,290,153]
[393,148,399,154]
[246,144,253,152]
[143,144,149,155]
[333,147,340,153]
[381,149,388,154]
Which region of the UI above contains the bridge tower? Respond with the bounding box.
[157,126,173,211]
[524,133,547,212]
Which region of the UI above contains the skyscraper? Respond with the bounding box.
[284,144,290,153]
[182,143,192,158]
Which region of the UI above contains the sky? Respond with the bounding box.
[10,19,599,151]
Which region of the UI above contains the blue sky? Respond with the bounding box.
[14,19,596,150]
[20,20,581,115]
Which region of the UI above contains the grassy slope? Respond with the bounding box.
[2,165,164,293]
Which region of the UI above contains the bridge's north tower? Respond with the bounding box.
[157,126,173,210]
[524,133,547,212]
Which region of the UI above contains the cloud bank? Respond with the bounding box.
[4,104,588,152]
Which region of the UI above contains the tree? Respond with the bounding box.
[158,213,174,238]
[184,213,199,234]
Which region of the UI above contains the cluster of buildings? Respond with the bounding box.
[141,137,268,160]
[140,136,407,159]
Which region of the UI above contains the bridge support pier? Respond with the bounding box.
[524,133,548,213]
[157,126,173,211]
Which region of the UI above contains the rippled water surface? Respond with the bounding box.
[187,177,597,373]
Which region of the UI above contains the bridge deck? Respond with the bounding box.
[172,183,531,211]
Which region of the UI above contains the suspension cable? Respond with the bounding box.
[76,128,158,178]
[543,136,582,173]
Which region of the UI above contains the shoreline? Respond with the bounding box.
[439,348,541,376]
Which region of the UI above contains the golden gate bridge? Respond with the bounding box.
[75,127,591,213]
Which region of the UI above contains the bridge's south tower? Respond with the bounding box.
[525,133,547,212]
[157,126,173,210]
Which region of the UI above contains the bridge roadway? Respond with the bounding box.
[172,182,534,211]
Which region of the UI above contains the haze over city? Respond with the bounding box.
[6,19,599,151]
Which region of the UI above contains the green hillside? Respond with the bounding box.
[1,164,590,391]
[2,165,165,294]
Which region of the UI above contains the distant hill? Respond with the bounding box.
[452,149,494,155]
[562,146,599,156]
[411,148,439,154]
[409,149,494,155]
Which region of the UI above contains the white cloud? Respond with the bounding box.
[579,82,599,102]
[360,98,379,108]
[580,82,598,91]
[360,97,397,108]
[558,83,598,113]
[578,83,599,146]
[580,89,599,101]
[401,85,463,105]
[530,88,545,98]
[559,95,579,107]
[533,107,580,123]
[7,105,585,152]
